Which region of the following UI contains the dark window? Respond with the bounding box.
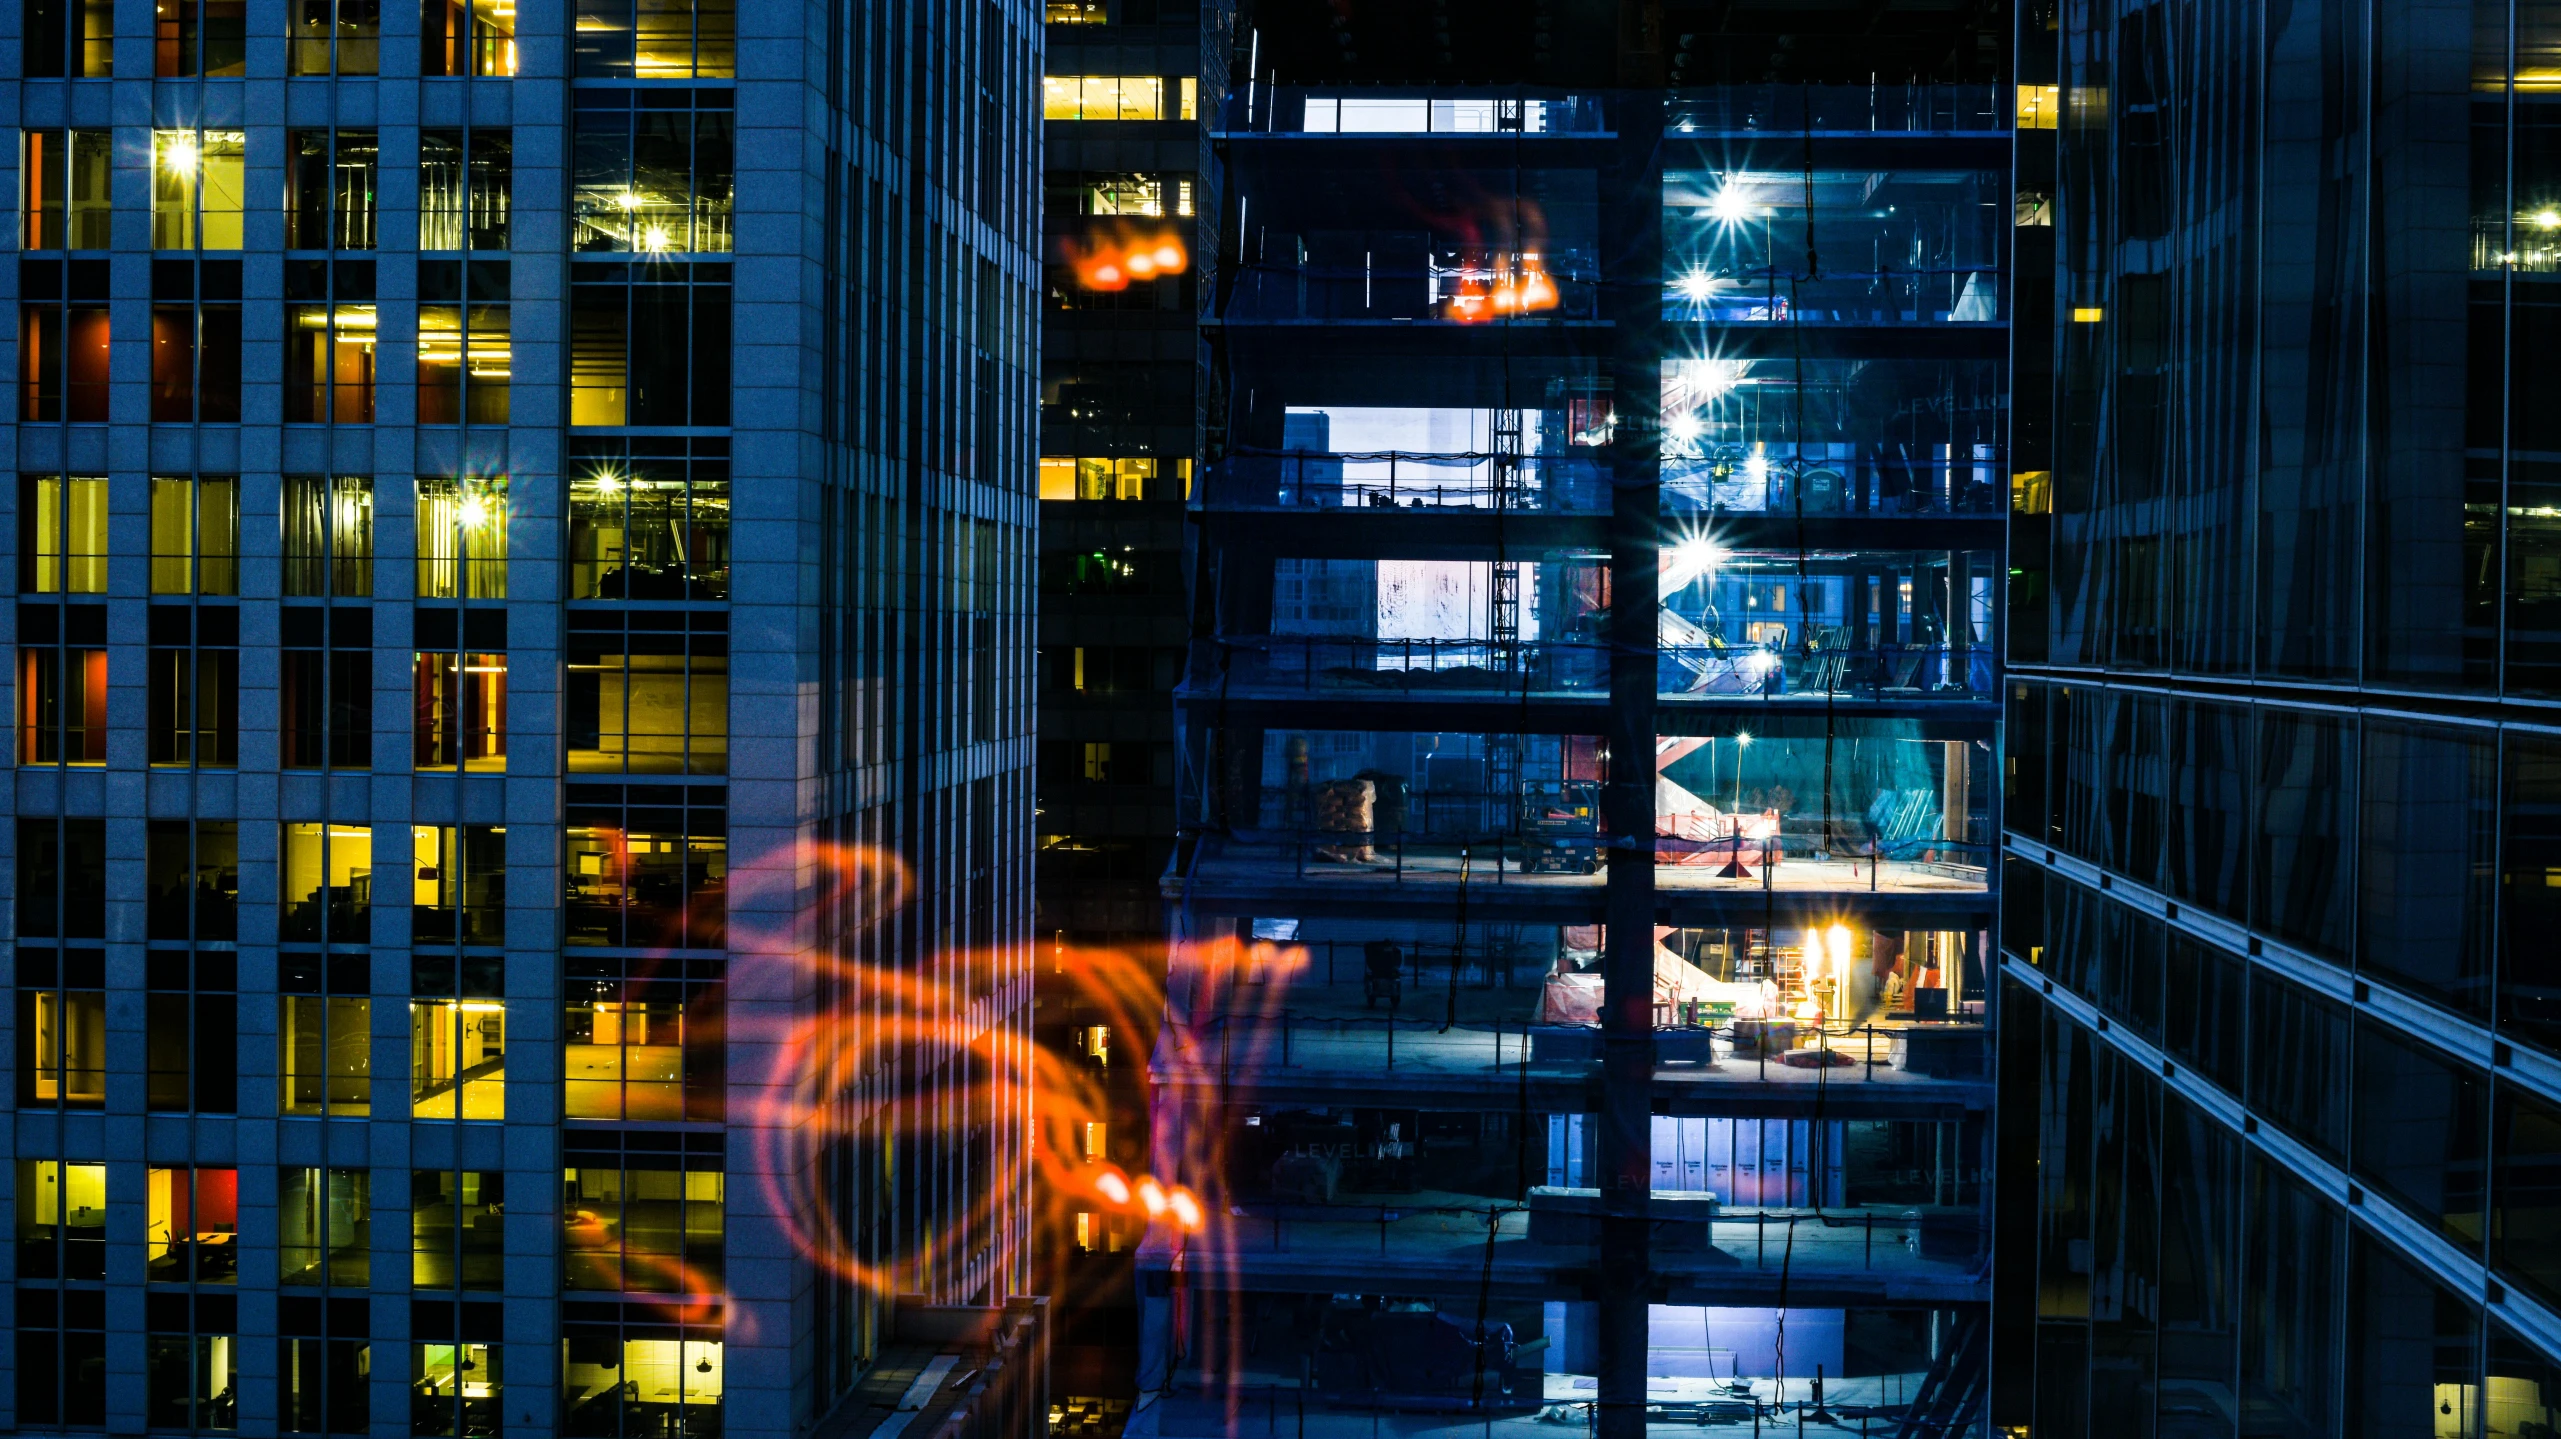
[287,129,380,251]
[2250,708,2351,961]
[145,1291,239,1432]
[148,258,245,419]
[2357,719,2495,1018]
[2495,1083,2561,1311]
[148,603,241,767]
[2166,697,2248,924]
[279,1295,373,1434]
[279,1169,371,1287]
[146,950,239,1115]
[2504,734,2561,1055]
[20,257,112,422]
[19,815,106,938]
[564,784,727,949]
[570,262,732,427]
[418,129,512,251]
[281,606,373,770]
[2095,898,2163,1045]
[411,1172,506,1291]
[571,89,734,254]
[2240,1156,2342,1438]
[148,820,240,942]
[24,0,113,75]
[14,1286,109,1425]
[2350,1018,2488,1252]
[2156,1094,2240,1436]
[2345,1230,2476,1439]
[2245,970,2347,1161]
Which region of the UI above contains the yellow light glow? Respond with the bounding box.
[643,225,670,253]
[160,137,198,173]
[2071,306,2104,323]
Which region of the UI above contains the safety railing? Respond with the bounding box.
[1667,83,2008,135]
[1663,268,2003,326]
[1661,453,2006,515]
[1196,637,1998,702]
[1201,450,1610,512]
[1227,87,1610,136]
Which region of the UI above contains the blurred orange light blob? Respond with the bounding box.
[1094,1168,1131,1206]
[1062,226,1189,293]
[1135,1177,1168,1217]
[1167,1186,1204,1231]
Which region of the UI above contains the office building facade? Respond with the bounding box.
[0,0,1042,1433]
[1999,0,2561,1432]
[1137,1,2009,1432]
[1033,0,1211,1415]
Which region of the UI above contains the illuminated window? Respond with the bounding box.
[1038,455,1189,501]
[423,0,514,74]
[412,1170,506,1290]
[566,609,729,775]
[562,1132,725,1294]
[409,997,506,1121]
[16,947,105,1107]
[146,1167,239,1284]
[15,1159,107,1279]
[414,825,507,944]
[20,475,108,593]
[287,0,379,74]
[417,476,511,598]
[152,129,246,249]
[419,128,512,251]
[1043,75,1168,120]
[282,475,375,598]
[569,444,731,600]
[569,264,733,426]
[284,264,380,424]
[157,0,247,74]
[150,475,240,595]
[280,825,375,945]
[23,130,113,249]
[571,89,734,254]
[1046,0,1103,20]
[562,1317,724,1438]
[565,954,725,1121]
[2017,84,2060,129]
[414,1337,501,1437]
[574,0,733,78]
[564,790,727,949]
[280,990,372,1117]
[417,260,513,425]
[21,260,111,421]
[279,1166,371,1286]
[413,612,510,772]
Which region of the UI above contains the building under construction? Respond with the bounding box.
[1139,1,2010,1432]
